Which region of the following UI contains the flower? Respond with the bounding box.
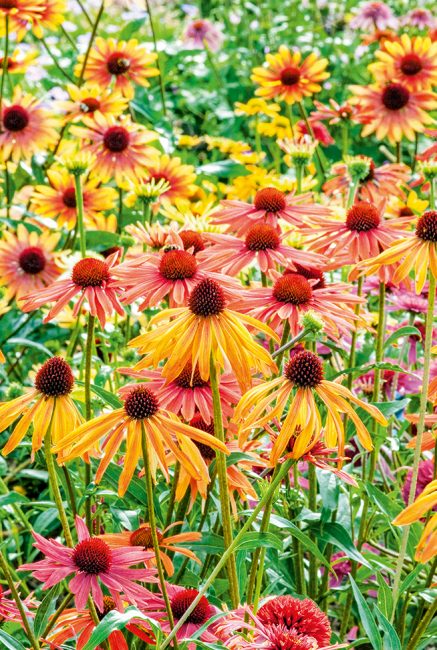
[0,356,82,458]
[349,82,437,143]
[0,0,45,40]
[0,86,59,163]
[234,268,364,341]
[198,225,326,275]
[21,252,124,328]
[129,277,278,391]
[402,459,435,505]
[184,18,223,51]
[56,84,129,123]
[211,187,332,235]
[311,98,369,125]
[76,37,159,99]
[131,153,197,205]
[349,2,398,31]
[234,98,281,118]
[303,200,407,280]
[99,522,201,577]
[0,585,34,624]
[402,9,436,30]
[0,224,61,302]
[26,0,66,38]
[393,480,437,562]
[145,583,219,648]
[31,167,117,228]
[19,516,156,612]
[357,210,437,293]
[369,36,437,92]
[251,46,329,104]
[47,599,153,650]
[0,48,39,75]
[118,362,241,423]
[386,191,428,223]
[235,349,387,464]
[51,383,229,496]
[70,114,157,186]
[218,596,338,649]
[323,158,410,203]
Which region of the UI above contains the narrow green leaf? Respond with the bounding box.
[374,607,402,650]
[8,337,52,357]
[82,608,162,650]
[235,531,283,551]
[0,630,27,650]
[34,584,61,639]
[350,576,382,650]
[384,326,421,349]
[317,523,372,569]
[76,380,123,410]
[376,574,393,619]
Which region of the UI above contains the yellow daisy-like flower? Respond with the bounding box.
[56,84,129,123]
[357,210,437,293]
[0,0,45,41]
[0,48,39,74]
[257,114,293,140]
[71,114,158,186]
[31,0,66,38]
[393,480,437,563]
[251,46,329,105]
[51,383,229,497]
[31,167,118,228]
[177,134,203,148]
[235,350,387,466]
[386,191,428,222]
[0,357,82,459]
[129,277,278,391]
[234,98,281,118]
[349,82,437,144]
[0,87,59,163]
[141,153,197,204]
[76,37,160,100]
[0,224,62,302]
[369,35,437,92]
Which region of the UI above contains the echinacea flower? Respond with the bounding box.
[402,459,435,505]
[369,35,437,92]
[129,277,278,391]
[234,268,364,341]
[251,46,329,105]
[357,210,437,293]
[118,362,241,423]
[51,383,229,496]
[197,225,326,276]
[0,224,62,302]
[349,82,437,143]
[20,516,156,612]
[76,37,159,100]
[211,187,332,235]
[349,2,398,31]
[99,522,201,577]
[235,349,387,464]
[144,583,219,648]
[31,167,117,228]
[0,86,59,163]
[71,114,157,186]
[0,356,82,458]
[402,8,436,30]
[217,595,337,649]
[184,18,223,51]
[393,479,437,562]
[47,598,153,650]
[0,585,35,624]
[56,84,129,123]
[21,252,124,328]
[323,158,410,203]
[303,200,407,281]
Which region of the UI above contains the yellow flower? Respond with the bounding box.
[386,191,428,221]
[0,48,39,74]
[177,134,203,148]
[393,480,437,562]
[369,35,437,92]
[56,84,129,123]
[129,277,278,391]
[257,115,293,139]
[234,98,281,117]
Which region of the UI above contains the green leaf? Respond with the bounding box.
[86,231,121,251]
[376,574,393,619]
[0,493,29,506]
[317,523,372,569]
[33,584,61,639]
[82,607,162,650]
[235,531,283,551]
[350,575,382,650]
[364,484,402,520]
[76,380,123,410]
[0,630,27,650]
[197,159,250,178]
[7,338,53,357]
[119,17,146,40]
[374,607,402,650]
[268,516,333,572]
[384,326,421,349]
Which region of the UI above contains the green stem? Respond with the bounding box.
[160,458,294,650]
[164,462,180,529]
[346,178,358,209]
[144,0,167,116]
[209,353,240,608]
[39,36,75,82]
[78,1,105,85]
[297,101,326,179]
[307,463,318,598]
[141,423,179,649]
[0,15,9,127]
[0,551,40,649]
[391,272,436,622]
[44,411,74,547]
[84,314,95,530]
[347,275,363,390]
[341,123,349,158]
[74,174,86,257]
[406,598,437,650]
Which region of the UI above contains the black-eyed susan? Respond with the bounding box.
[251,46,329,105]
[129,277,278,391]
[51,383,229,496]
[0,357,82,459]
[140,153,197,205]
[0,0,44,40]
[357,210,437,293]
[369,35,437,92]
[234,350,387,465]
[55,84,129,123]
[76,37,159,100]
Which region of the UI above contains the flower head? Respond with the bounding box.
[369,35,437,92]
[184,18,223,51]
